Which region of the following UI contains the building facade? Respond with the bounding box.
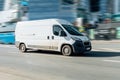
[77,0,90,24]
[0,0,4,11]
[88,0,114,22]
[100,0,107,14]
[28,0,77,23]
[114,0,120,14]
[0,0,119,23]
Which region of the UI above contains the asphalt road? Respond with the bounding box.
[0,40,120,80]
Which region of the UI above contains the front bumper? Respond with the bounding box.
[72,40,92,54]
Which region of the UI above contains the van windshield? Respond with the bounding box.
[62,24,84,36]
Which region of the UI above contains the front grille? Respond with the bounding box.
[74,41,82,47]
[84,42,90,46]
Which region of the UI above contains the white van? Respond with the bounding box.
[15,19,91,56]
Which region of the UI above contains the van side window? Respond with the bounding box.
[53,25,63,36]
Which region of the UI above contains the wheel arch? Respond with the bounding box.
[19,42,25,46]
[18,42,27,49]
[60,44,74,53]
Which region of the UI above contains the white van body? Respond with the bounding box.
[15,19,91,56]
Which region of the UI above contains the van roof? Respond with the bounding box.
[17,18,72,25]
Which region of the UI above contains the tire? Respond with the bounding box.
[61,45,73,56]
[19,43,27,53]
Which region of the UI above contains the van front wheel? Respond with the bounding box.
[19,43,27,53]
[61,45,73,56]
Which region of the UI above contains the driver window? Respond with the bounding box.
[53,25,63,36]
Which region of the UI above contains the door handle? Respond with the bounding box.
[52,36,54,39]
[47,36,50,39]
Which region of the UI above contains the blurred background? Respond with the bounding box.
[0,0,120,44]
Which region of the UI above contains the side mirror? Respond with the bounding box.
[60,31,67,37]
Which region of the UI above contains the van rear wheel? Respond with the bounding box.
[61,45,73,56]
[19,43,27,53]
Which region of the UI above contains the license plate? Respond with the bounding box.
[86,47,90,50]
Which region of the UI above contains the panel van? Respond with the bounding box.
[15,19,91,56]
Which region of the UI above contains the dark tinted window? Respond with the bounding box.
[53,25,63,36]
[62,25,84,36]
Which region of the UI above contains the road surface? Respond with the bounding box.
[0,40,120,80]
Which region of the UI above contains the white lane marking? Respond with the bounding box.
[92,49,101,51]
[7,52,16,53]
[92,48,120,52]
[101,48,120,52]
[0,45,15,48]
[103,60,120,63]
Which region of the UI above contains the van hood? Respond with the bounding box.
[71,35,90,42]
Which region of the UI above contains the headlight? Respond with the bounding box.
[71,37,81,41]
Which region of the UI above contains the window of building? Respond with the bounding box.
[0,0,4,11]
[90,0,100,12]
[62,0,78,5]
